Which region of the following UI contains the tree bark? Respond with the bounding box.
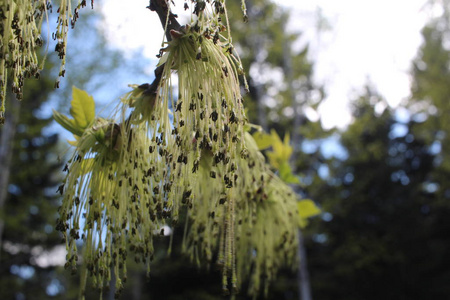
[245,1,269,131]
[0,96,20,260]
[282,28,303,152]
[297,229,312,300]
[138,0,182,98]
[280,20,312,300]
[131,270,142,300]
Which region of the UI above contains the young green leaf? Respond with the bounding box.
[297,199,321,228]
[252,131,274,150]
[279,161,300,184]
[70,86,95,129]
[52,109,84,137]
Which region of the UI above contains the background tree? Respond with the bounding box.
[410,2,450,208]
[227,0,332,210]
[299,2,450,299]
[0,68,69,299]
[304,29,450,297]
[227,0,325,137]
[304,86,439,299]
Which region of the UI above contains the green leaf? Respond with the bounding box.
[70,86,95,129]
[52,109,84,137]
[252,131,274,150]
[297,199,321,228]
[270,130,292,162]
[279,161,300,184]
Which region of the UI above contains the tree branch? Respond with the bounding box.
[148,0,181,42]
[140,0,182,96]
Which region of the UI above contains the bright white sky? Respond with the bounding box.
[98,0,433,129]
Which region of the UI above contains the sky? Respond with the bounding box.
[98,0,433,129]
[280,0,431,128]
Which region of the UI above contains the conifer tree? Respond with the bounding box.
[0,70,66,299]
[304,84,449,299]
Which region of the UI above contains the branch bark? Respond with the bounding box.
[148,0,181,42]
[140,0,182,97]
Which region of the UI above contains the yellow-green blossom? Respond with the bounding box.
[54,1,303,298]
[1,0,91,124]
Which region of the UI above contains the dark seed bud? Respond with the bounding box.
[56,184,64,195]
[176,101,182,112]
[210,111,218,122]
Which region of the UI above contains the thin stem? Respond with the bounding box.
[138,1,182,99]
[147,0,182,42]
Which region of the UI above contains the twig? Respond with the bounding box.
[140,0,182,96]
[147,0,181,42]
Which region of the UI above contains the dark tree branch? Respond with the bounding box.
[148,0,181,42]
[140,0,182,97]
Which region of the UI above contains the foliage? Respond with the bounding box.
[226,0,323,136]
[304,84,450,299]
[0,65,67,299]
[410,13,450,206]
[53,86,95,137]
[252,128,321,226]
[253,129,298,183]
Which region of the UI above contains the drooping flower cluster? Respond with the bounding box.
[0,0,92,124]
[54,1,301,298]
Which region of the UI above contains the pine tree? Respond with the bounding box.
[0,72,68,299]
[304,84,450,299]
[410,6,450,207]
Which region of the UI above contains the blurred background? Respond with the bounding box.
[1,0,450,299]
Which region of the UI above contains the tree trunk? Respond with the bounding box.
[245,1,269,131]
[297,229,312,300]
[131,270,142,300]
[282,28,303,152]
[0,96,20,259]
[281,21,312,300]
[107,268,116,300]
